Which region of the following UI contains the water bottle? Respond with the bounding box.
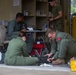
[44,24,48,30]
[0,52,2,61]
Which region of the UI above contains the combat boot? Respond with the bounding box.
[52,58,65,65]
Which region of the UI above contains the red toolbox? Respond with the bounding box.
[29,44,45,56]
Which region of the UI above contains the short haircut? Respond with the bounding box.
[48,0,55,2]
[18,31,26,37]
[46,28,56,36]
[16,12,24,19]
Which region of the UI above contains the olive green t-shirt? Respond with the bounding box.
[51,4,62,18]
[49,4,63,31]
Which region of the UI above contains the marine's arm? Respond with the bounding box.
[22,42,29,57]
[7,21,15,36]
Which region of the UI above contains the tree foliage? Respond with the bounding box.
[73,0,76,3]
[71,0,76,13]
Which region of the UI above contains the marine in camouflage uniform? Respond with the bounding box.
[6,13,34,52]
[46,28,76,64]
[4,32,38,66]
[49,0,63,31]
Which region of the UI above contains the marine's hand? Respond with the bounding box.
[47,57,54,62]
[49,18,54,21]
[21,29,26,32]
[44,53,52,58]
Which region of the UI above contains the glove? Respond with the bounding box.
[37,56,49,64]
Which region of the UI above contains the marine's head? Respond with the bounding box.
[48,0,56,7]
[18,31,26,41]
[16,12,24,23]
[46,28,56,40]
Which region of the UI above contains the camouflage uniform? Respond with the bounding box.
[4,37,38,66]
[6,19,34,52]
[51,30,76,62]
